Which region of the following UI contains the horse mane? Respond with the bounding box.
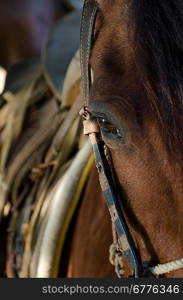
[129,0,183,162]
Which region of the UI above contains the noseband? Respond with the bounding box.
[79,0,183,277]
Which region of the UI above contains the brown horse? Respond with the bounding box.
[63,0,183,278]
[2,0,183,279]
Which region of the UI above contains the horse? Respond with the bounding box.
[2,0,183,278]
[62,0,183,278]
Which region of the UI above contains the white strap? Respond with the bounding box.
[150,258,183,275]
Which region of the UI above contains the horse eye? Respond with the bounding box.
[97,118,122,139]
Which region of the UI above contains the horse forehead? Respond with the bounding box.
[92,1,132,56]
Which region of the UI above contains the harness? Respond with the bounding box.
[80,0,183,277]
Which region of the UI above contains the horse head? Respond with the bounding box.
[82,0,183,277]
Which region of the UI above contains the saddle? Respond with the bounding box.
[0,9,92,278]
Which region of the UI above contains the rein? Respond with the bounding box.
[79,0,183,277]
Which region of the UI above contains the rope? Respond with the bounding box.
[149,258,183,276]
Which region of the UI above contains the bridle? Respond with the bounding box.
[79,0,183,277]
